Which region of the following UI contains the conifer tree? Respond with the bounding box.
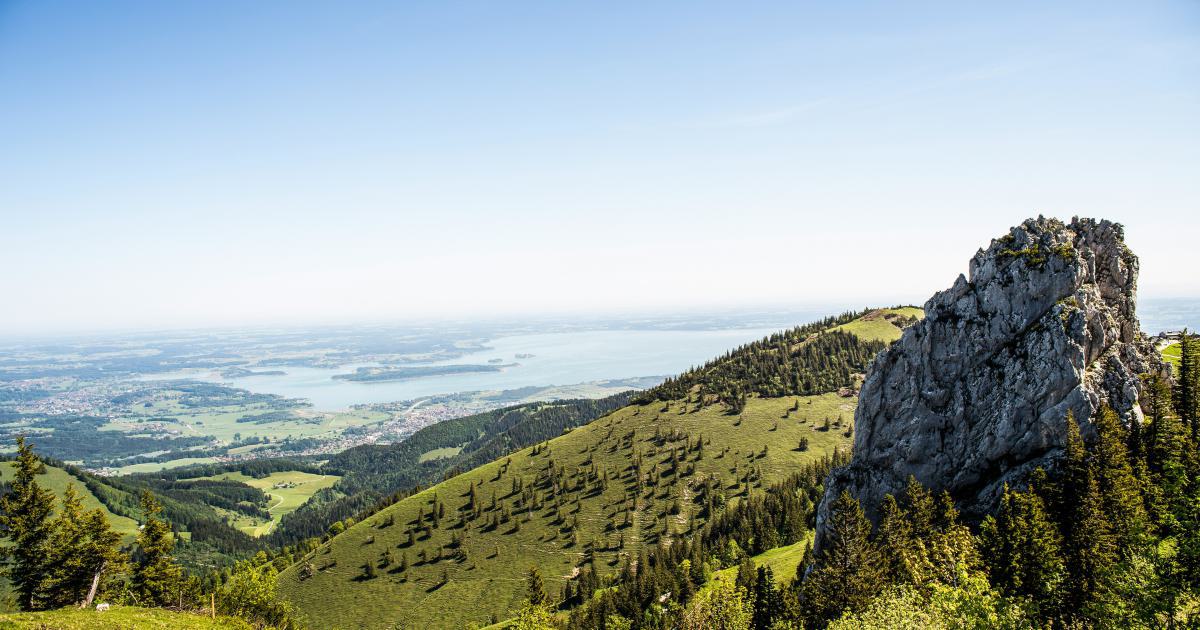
[735,555,756,601]
[44,484,125,609]
[875,494,914,585]
[1060,415,1117,620]
[131,490,183,607]
[900,476,936,540]
[752,566,784,630]
[979,483,1063,613]
[526,565,548,606]
[801,490,883,624]
[1091,404,1148,550]
[0,436,57,610]
[1176,331,1200,439]
[1142,373,1178,475]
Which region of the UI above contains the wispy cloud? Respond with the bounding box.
[686,98,833,129]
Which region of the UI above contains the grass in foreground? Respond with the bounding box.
[0,606,253,629]
[279,394,853,629]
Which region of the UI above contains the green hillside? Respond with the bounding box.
[709,537,812,588]
[278,393,854,628]
[0,461,139,540]
[1164,342,1181,368]
[189,470,339,537]
[0,605,253,629]
[826,306,923,343]
[637,307,919,405]
[270,394,634,544]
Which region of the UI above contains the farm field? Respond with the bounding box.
[278,393,854,629]
[109,397,388,445]
[190,470,340,537]
[418,446,464,463]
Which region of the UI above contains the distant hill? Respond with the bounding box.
[0,461,139,540]
[1,454,325,573]
[635,307,919,406]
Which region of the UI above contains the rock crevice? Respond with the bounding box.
[815,216,1159,546]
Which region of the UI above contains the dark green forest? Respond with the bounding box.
[636,310,885,410]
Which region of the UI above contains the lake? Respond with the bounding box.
[154,327,785,410]
[140,298,1200,411]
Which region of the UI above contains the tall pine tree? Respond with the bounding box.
[44,484,126,608]
[131,490,183,607]
[1176,331,1200,440]
[0,437,57,611]
[979,482,1064,614]
[1059,414,1118,621]
[1091,404,1148,550]
[801,490,883,626]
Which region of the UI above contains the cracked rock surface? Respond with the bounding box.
[814,216,1160,548]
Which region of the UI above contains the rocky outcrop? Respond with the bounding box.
[815,217,1161,546]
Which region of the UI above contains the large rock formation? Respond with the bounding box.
[815,216,1160,545]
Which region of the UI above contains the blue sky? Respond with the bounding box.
[1,1,1197,333]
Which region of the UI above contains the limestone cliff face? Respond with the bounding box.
[815,217,1159,545]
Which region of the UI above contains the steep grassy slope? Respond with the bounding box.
[269,394,634,544]
[278,394,854,629]
[0,461,139,539]
[0,606,253,629]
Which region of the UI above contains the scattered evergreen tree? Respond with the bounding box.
[130,490,184,607]
[1090,404,1147,550]
[526,565,548,607]
[752,566,784,629]
[801,490,884,626]
[1059,414,1118,620]
[0,437,57,611]
[44,484,125,608]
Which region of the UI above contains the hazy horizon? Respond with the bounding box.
[3,2,1197,334]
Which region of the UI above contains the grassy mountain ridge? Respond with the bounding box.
[635,307,917,405]
[278,394,854,628]
[274,310,919,628]
[268,394,635,545]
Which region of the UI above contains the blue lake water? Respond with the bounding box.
[140,298,1199,411]
[161,327,784,410]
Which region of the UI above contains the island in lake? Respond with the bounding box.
[333,363,517,383]
[221,367,288,378]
